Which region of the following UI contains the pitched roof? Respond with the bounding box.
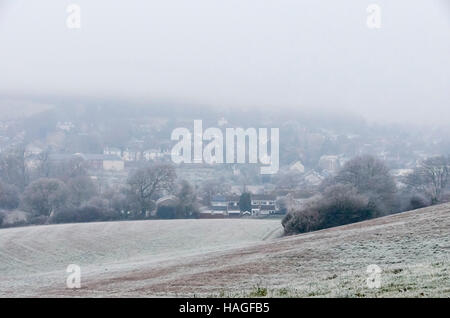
[211,206,227,211]
[156,195,179,206]
[211,195,227,202]
[251,194,276,200]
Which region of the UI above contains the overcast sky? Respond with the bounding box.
[0,0,449,126]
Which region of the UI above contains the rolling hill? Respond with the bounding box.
[0,203,449,297]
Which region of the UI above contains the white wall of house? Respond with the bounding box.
[251,200,275,205]
[211,201,227,207]
[103,160,124,171]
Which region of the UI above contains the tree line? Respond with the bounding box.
[0,146,448,231]
[0,147,201,227]
[282,155,450,235]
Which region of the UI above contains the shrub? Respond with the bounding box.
[51,197,120,223]
[283,184,377,235]
[28,215,49,225]
[409,194,430,210]
[282,205,322,235]
[319,184,375,228]
[324,155,397,215]
[439,191,450,204]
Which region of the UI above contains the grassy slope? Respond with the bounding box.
[0,218,282,296]
[1,204,449,297]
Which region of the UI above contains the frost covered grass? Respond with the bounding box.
[207,204,450,298]
[0,203,449,297]
[0,218,282,296]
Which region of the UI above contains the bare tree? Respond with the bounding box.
[0,181,20,210]
[325,155,397,214]
[406,156,449,204]
[176,180,199,218]
[127,163,176,218]
[35,150,51,178]
[0,146,29,190]
[35,154,87,181]
[22,178,69,218]
[52,157,87,181]
[66,175,97,207]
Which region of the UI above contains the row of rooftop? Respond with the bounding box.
[202,194,279,217]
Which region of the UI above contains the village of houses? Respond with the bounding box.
[0,113,428,220]
[20,139,348,219]
[24,144,379,218]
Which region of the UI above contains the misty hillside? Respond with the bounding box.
[0,218,282,296]
[0,0,449,303]
[0,204,448,297]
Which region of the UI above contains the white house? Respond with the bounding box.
[251,194,277,215]
[102,155,125,171]
[289,160,305,173]
[304,170,324,186]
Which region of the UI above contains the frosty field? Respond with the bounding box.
[0,204,449,297]
[0,218,282,296]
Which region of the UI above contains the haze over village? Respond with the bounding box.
[0,99,449,224]
[0,0,449,299]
